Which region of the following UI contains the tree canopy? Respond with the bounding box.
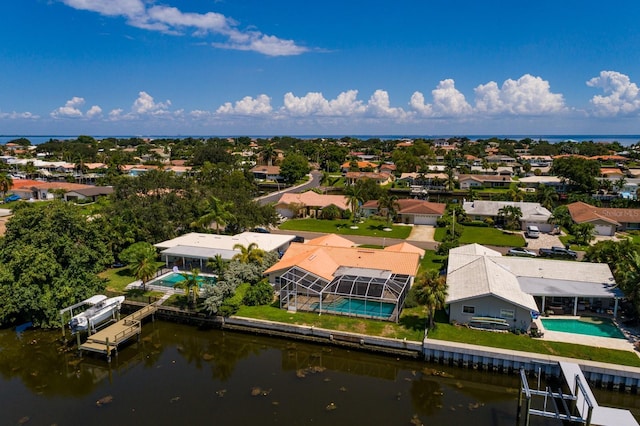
[0,202,112,327]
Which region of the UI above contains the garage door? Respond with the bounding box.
[594,224,614,236]
[414,214,438,225]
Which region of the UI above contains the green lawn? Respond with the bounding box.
[419,250,447,274]
[428,320,640,367]
[558,235,591,251]
[236,304,427,341]
[434,225,525,247]
[279,218,412,239]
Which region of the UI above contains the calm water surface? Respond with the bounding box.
[1,321,639,425]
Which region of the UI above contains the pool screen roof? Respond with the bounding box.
[283,266,410,303]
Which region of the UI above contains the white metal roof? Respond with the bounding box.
[155,231,296,253]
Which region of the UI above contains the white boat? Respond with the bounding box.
[69,295,125,333]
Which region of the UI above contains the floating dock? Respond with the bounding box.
[79,304,158,361]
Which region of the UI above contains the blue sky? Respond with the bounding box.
[1,0,639,136]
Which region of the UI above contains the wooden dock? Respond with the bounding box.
[79,304,158,361]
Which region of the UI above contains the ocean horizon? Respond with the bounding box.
[1,134,639,146]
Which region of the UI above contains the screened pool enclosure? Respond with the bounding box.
[279,266,412,322]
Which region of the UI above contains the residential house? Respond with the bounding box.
[462,200,553,232]
[263,234,422,322]
[250,165,282,182]
[155,231,298,269]
[340,161,379,173]
[361,198,446,225]
[567,201,640,236]
[344,171,394,186]
[446,244,622,330]
[64,186,114,202]
[275,191,350,219]
[457,174,513,189]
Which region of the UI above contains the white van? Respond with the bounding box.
[525,225,540,238]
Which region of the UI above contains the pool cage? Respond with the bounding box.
[279,266,412,322]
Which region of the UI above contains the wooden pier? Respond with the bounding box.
[79,304,158,362]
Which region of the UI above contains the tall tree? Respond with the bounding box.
[232,243,265,265]
[175,268,201,305]
[120,242,158,291]
[413,270,448,330]
[0,173,12,200]
[551,157,600,193]
[343,183,364,224]
[377,192,400,226]
[192,196,235,234]
[279,153,310,184]
[536,184,558,210]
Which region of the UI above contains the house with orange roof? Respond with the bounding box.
[600,168,625,179]
[344,171,394,185]
[362,198,446,225]
[263,234,422,322]
[340,161,379,173]
[275,191,350,219]
[567,201,640,236]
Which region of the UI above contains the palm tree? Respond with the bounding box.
[614,176,628,194]
[191,196,235,234]
[132,254,157,291]
[377,192,400,226]
[343,184,364,225]
[536,184,558,210]
[260,143,277,166]
[413,270,448,330]
[233,243,265,265]
[175,268,201,305]
[498,205,522,230]
[207,254,227,276]
[0,173,13,200]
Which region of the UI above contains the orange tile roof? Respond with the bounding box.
[264,243,420,280]
[341,161,378,169]
[384,242,425,258]
[567,201,640,225]
[276,192,350,210]
[305,234,354,247]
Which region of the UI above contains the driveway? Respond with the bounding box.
[521,231,564,250]
[407,225,436,242]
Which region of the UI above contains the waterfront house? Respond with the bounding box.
[263,234,421,322]
[462,200,553,232]
[446,244,622,330]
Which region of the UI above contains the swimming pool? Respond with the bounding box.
[540,317,626,339]
[311,298,396,319]
[149,272,217,289]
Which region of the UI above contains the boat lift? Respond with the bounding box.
[517,362,638,426]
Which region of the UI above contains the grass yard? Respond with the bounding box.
[428,320,640,367]
[279,218,412,239]
[558,235,591,251]
[236,304,428,341]
[434,224,525,247]
[419,250,447,274]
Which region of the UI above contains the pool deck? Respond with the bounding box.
[534,315,640,353]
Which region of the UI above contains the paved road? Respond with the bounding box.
[256,170,322,206]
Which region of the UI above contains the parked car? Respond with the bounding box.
[252,227,271,233]
[525,225,540,238]
[538,246,578,259]
[291,235,305,243]
[4,194,21,203]
[506,247,538,257]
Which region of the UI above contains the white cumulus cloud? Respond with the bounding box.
[50,97,103,119]
[0,111,38,120]
[474,74,565,115]
[587,71,640,116]
[132,91,171,115]
[411,79,471,117]
[60,0,308,56]
[216,95,272,115]
[282,90,365,117]
[365,90,407,118]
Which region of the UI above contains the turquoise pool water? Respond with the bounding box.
[311,298,396,318]
[150,272,217,288]
[540,318,626,339]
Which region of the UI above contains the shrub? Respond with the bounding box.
[464,220,489,228]
[218,299,240,317]
[321,204,341,220]
[243,280,274,306]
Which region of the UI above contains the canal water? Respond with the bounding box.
[1,321,639,425]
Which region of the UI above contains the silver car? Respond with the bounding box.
[507,247,538,257]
